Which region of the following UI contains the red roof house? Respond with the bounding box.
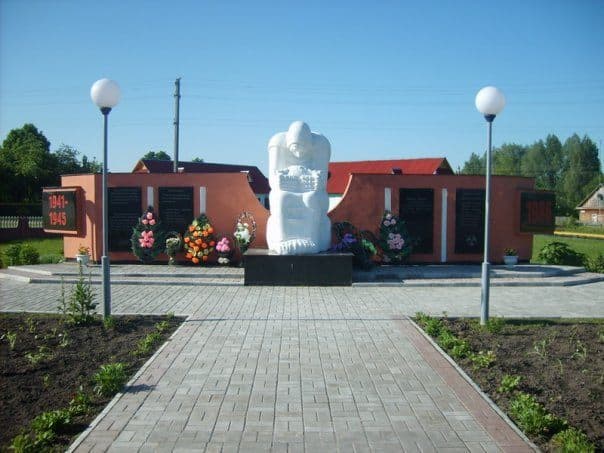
[132,159,270,196]
[327,158,453,195]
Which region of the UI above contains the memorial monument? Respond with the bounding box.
[245,121,352,285]
[266,121,331,254]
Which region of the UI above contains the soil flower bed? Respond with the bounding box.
[415,315,603,452]
[0,312,183,451]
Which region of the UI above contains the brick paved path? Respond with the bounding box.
[3,271,603,452]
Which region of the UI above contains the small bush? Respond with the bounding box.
[551,427,595,452]
[134,331,162,355]
[484,317,506,334]
[537,242,585,266]
[58,269,97,325]
[498,375,521,394]
[19,244,40,265]
[39,254,64,264]
[509,392,567,436]
[469,350,496,370]
[93,363,128,396]
[31,409,71,434]
[585,253,604,273]
[423,318,443,337]
[4,243,22,266]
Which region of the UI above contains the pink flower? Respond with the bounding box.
[383,220,390,227]
[142,219,148,225]
[149,219,156,225]
[148,237,155,245]
[148,230,153,237]
[146,212,153,220]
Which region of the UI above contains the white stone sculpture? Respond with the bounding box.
[266,121,331,255]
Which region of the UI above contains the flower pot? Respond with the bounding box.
[76,254,89,266]
[503,255,518,267]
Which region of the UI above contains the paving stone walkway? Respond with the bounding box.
[2,265,603,452]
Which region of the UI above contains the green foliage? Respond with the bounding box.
[4,243,22,266]
[423,317,443,337]
[131,206,166,264]
[58,269,97,325]
[1,330,17,349]
[39,253,64,264]
[469,350,496,370]
[585,253,604,273]
[551,427,595,452]
[155,320,170,334]
[509,392,567,436]
[9,432,38,452]
[68,388,91,416]
[532,235,604,263]
[31,409,71,435]
[460,152,485,175]
[93,363,128,396]
[498,375,521,394]
[19,244,39,265]
[460,133,601,216]
[134,331,162,355]
[25,346,52,365]
[142,150,172,160]
[103,315,116,330]
[536,241,585,266]
[484,316,506,334]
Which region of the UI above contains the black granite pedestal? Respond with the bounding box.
[244,249,353,286]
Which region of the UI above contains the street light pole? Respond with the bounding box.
[101,107,111,319]
[475,86,506,326]
[91,78,121,319]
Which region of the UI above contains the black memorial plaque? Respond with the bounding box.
[158,187,194,234]
[42,187,80,234]
[399,188,434,254]
[455,189,485,254]
[108,187,142,252]
[520,192,555,233]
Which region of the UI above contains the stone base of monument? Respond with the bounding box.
[244,249,353,286]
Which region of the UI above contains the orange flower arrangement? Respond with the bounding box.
[183,214,216,265]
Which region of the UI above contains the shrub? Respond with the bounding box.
[498,375,521,394]
[93,363,128,396]
[31,409,71,434]
[58,269,97,325]
[134,331,162,355]
[469,350,496,370]
[585,253,604,273]
[4,243,22,266]
[39,254,64,264]
[537,242,585,266]
[551,427,595,453]
[19,244,40,265]
[509,392,567,436]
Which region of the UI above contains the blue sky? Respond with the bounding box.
[1,0,603,175]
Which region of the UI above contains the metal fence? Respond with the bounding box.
[0,216,54,241]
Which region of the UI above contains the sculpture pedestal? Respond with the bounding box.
[244,249,353,286]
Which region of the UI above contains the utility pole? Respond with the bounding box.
[173,77,181,173]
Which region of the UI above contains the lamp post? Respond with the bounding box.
[90,78,121,319]
[475,86,506,325]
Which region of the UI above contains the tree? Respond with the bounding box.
[460,152,485,175]
[521,134,564,191]
[560,134,601,214]
[142,150,171,160]
[492,143,526,176]
[0,124,54,202]
[191,157,204,163]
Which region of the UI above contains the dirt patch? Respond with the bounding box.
[0,313,184,450]
[438,318,603,451]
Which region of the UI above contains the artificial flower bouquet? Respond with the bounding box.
[183,214,216,265]
[131,207,165,264]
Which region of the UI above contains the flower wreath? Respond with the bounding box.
[131,207,165,263]
[183,214,216,265]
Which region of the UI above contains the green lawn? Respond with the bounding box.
[0,237,63,267]
[532,234,604,262]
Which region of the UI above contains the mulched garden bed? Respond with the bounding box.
[0,313,184,450]
[433,317,603,451]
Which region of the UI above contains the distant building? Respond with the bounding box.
[132,159,270,208]
[327,158,453,210]
[576,183,604,225]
